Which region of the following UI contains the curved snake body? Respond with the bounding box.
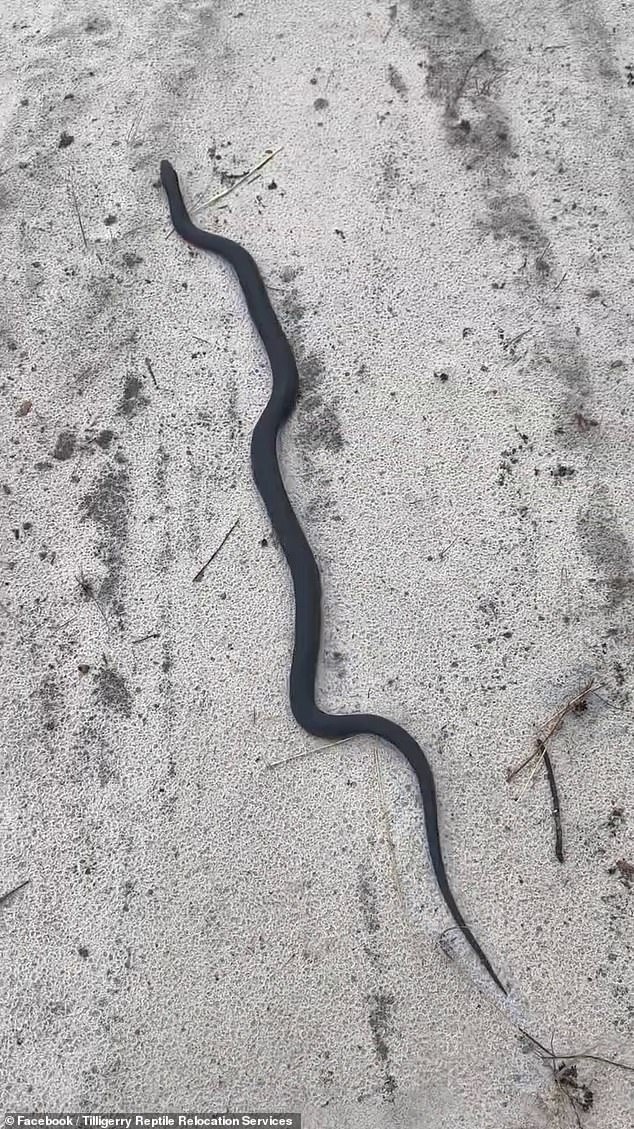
[160,159,506,995]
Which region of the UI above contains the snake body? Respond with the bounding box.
[160,159,506,995]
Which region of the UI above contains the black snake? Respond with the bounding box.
[160,159,506,995]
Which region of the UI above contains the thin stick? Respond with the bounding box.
[381,2,397,40]
[373,747,407,915]
[506,747,540,782]
[512,680,596,792]
[0,879,30,908]
[68,179,88,251]
[437,537,457,561]
[550,1031,583,1129]
[515,738,548,801]
[519,1026,634,1073]
[131,631,160,645]
[542,680,596,742]
[77,572,109,629]
[267,735,354,768]
[193,518,239,583]
[197,147,282,212]
[144,357,159,389]
[510,680,596,864]
[452,49,488,108]
[541,740,563,862]
[506,327,532,351]
[127,107,143,145]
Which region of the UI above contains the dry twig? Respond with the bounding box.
[68,179,88,251]
[267,735,354,769]
[196,147,282,213]
[373,747,407,915]
[0,879,30,908]
[77,571,110,629]
[519,1026,634,1074]
[144,357,159,389]
[507,680,596,862]
[193,518,240,583]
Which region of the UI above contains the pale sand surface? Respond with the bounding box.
[1,2,633,1126]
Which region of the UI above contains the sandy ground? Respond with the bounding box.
[1,1,633,1125]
